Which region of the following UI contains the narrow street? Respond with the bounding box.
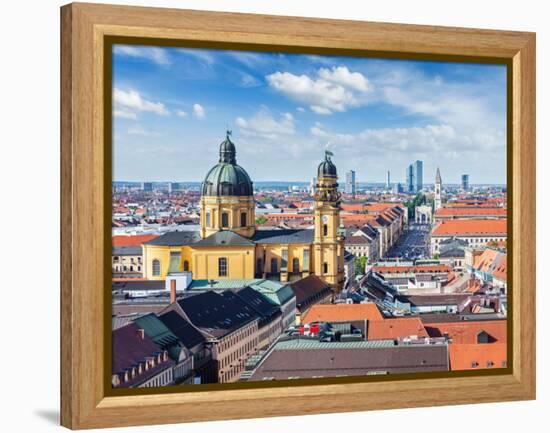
[385,223,430,260]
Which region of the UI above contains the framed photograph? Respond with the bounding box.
[60,3,536,429]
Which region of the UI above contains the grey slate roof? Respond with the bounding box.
[112,246,142,256]
[144,231,201,246]
[175,291,259,339]
[142,228,315,247]
[112,280,165,292]
[194,230,255,247]
[252,229,314,244]
[250,343,448,380]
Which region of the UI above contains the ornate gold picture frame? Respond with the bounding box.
[61,2,535,429]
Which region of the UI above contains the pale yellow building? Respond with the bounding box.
[143,133,345,293]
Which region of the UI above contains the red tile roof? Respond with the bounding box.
[112,234,159,247]
[449,343,507,370]
[341,203,368,213]
[367,317,428,340]
[492,258,507,281]
[435,207,507,217]
[424,320,507,344]
[346,235,372,245]
[431,219,507,236]
[301,303,384,323]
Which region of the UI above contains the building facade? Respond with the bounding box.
[430,219,507,255]
[142,134,345,293]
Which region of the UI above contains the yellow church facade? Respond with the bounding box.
[142,133,345,292]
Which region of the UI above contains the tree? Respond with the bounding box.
[355,256,368,276]
[255,215,268,225]
[404,193,426,220]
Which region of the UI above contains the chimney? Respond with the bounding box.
[137,328,145,340]
[170,279,177,304]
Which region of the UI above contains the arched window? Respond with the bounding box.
[221,212,229,228]
[323,262,328,274]
[323,224,328,236]
[271,258,278,274]
[292,258,300,273]
[240,212,247,227]
[183,260,189,272]
[218,257,228,277]
[205,212,211,227]
[152,259,161,276]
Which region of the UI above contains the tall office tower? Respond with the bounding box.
[345,170,356,197]
[434,167,442,211]
[406,164,415,193]
[141,182,153,192]
[461,174,470,192]
[168,182,182,194]
[414,160,423,192]
[386,170,391,189]
[393,182,403,194]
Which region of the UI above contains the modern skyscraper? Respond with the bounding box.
[168,182,182,193]
[434,167,442,211]
[406,161,423,193]
[141,182,153,192]
[393,182,403,194]
[345,170,356,197]
[386,170,391,189]
[461,174,470,191]
[406,164,415,193]
[414,160,423,192]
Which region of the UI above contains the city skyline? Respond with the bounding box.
[113,45,507,184]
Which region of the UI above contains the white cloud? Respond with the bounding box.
[240,73,261,88]
[236,108,295,140]
[113,110,137,120]
[309,122,503,159]
[176,48,216,65]
[193,104,205,119]
[127,126,161,136]
[113,88,169,119]
[227,51,268,68]
[266,66,372,114]
[113,45,170,66]
[176,110,187,118]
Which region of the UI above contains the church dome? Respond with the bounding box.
[318,150,337,178]
[201,132,254,197]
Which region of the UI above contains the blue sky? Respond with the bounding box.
[112,44,507,184]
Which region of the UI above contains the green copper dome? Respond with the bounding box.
[202,132,254,197]
[318,150,337,178]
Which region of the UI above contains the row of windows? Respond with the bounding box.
[205,211,248,228]
[219,325,255,352]
[153,249,314,278]
[151,258,190,276]
[255,250,310,275]
[113,265,142,272]
[113,256,142,264]
[142,369,172,388]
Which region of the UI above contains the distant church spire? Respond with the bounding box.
[434,167,442,211]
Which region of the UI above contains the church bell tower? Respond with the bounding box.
[313,150,345,292]
[434,167,442,211]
